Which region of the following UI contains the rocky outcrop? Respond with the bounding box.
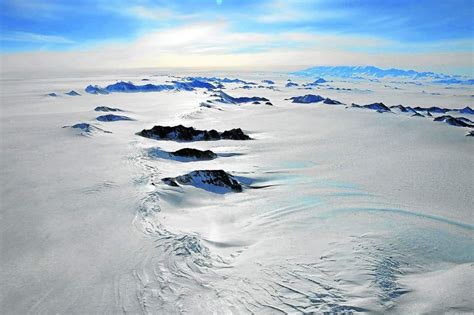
[390,105,409,112]
[290,94,325,103]
[138,125,251,141]
[433,115,473,127]
[323,98,343,105]
[413,106,450,114]
[65,90,81,96]
[94,106,123,112]
[213,91,269,104]
[170,148,217,160]
[289,94,343,105]
[352,102,391,113]
[85,85,109,94]
[63,123,111,135]
[96,114,134,122]
[162,170,243,193]
[459,106,474,115]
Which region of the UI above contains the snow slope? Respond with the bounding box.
[1,69,473,314]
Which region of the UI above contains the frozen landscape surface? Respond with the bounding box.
[1,68,473,314]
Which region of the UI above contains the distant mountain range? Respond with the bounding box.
[291,66,473,84]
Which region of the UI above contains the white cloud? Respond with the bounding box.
[1,21,472,75]
[0,31,75,44]
[255,0,346,23]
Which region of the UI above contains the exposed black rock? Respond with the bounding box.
[290,94,325,103]
[63,123,112,135]
[170,148,217,160]
[138,125,251,141]
[363,102,391,112]
[265,101,273,106]
[162,170,243,193]
[352,102,391,113]
[466,130,474,137]
[390,105,409,112]
[65,90,81,96]
[94,106,123,112]
[214,91,269,104]
[413,106,450,114]
[85,85,109,94]
[433,115,474,127]
[323,98,343,105]
[411,112,424,117]
[221,128,251,140]
[459,106,474,115]
[48,92,58,97]
[252,101,261,104]
[96,114,134,122]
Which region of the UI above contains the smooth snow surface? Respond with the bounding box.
[1,69,473,314]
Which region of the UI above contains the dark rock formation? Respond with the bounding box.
[173,79,216,90]
[411,112,424,117]
[290,94,325,103]
[105,81,175,93]
[94,106,123,112]
[413,106,450,114]
[390,105,409,112]
[85,85,109,94]
[96,114,134,122]
[323,98,343,105]
[362,102,391,112]
[65,90,81,96]
[63,123,111,135]
[162,170,243,193]
[138,125,251,141]
[433,115,473,127]
[47,93,58,97]
[459,106,474,115]
[286,82,299,87]
[303,78,327,87]
[170,148,217,160]
[265,101,273,106]
[262,80,275,84]
[352,102,391,113]
[466,130,474,137]
[214,91,269,104]
[289,94,343,105]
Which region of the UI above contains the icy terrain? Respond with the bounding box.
[1,69,473,314]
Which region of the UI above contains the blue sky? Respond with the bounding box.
[1,0,473,74]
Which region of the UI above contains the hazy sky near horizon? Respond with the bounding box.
[1,0,473,74]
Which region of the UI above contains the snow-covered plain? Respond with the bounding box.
[1,69,473,314]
